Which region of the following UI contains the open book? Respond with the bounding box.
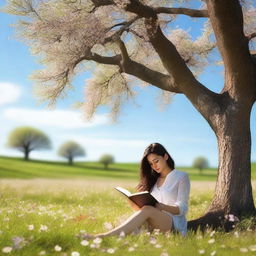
[115,186,158,208]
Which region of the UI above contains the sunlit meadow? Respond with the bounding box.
[0,178,255,256]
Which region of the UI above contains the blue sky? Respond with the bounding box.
[1,3,256,167]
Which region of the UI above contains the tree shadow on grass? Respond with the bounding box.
[75,164,135,173]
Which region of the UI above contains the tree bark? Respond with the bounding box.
[188,98,256,231]
[68,157,73,165]
[24,147,30,161]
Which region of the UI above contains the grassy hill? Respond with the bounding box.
[0,156,255,180]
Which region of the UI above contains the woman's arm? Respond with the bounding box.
[155,203,180,215]
[156,173,190,216]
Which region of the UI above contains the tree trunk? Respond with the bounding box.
[188,99,256,231]
[24,148,30,161]
[68,157,73,165]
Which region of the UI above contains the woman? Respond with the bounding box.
[82,143,190,238]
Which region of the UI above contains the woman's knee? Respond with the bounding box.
[140,205,157,215]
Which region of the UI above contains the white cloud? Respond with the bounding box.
[0,82,21,105]
[62,136,149,148]
[3,108,108,129]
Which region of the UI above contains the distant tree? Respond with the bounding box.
[7,126,51,161]
[193,157,209,175]
[99,154,114,169]
[58,141,85,165]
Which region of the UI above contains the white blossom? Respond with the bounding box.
[107,248,115,254]
[28,224,34,230]
[208,238,215,244]
[71,252,80,256]
[240,248,248,253]
[81,240,89,246]
[54,245,62,252]
[2,247,12,253]
[93,237,102,244]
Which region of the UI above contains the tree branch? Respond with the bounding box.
[117,40,180,92]
[90,0,114,12]
[90,0,208,18]
[75,49,178,92]
[104,16,140,44]
[154,7,208,17]
[125,0,208,18]
[87,52,121,65]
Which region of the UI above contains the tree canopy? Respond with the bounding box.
[99,154,115,169]
[193,156,209,174]
[58,141,85,165]
[7,126,51,160]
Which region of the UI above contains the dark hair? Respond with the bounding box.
[137,143,175,192]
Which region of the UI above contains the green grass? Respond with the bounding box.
[1,155,256,181]
[0,179,255,256]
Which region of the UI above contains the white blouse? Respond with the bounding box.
[151,169,190,236]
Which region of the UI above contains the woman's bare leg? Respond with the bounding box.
[97,206,173,237]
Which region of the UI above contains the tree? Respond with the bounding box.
[7,126,51,161]
[99,154,114,169]
[4,0,256,229]
[193,156,209,175]
[58,141,85,165]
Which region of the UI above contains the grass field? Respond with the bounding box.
[0,156,255,255]
[1,156,256,180]
[0,179,255,256]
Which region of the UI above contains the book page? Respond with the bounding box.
[115,186,131,197]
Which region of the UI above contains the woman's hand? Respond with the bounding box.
[155,202,165,211]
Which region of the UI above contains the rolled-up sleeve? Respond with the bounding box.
[173,173,190,216]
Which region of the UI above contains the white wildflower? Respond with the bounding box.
[104,222,113,230]
[81,240,89,246]
[107,248,115,254]
[210,251,216,256]
[28,225,34,231]
[71,252,80,256]
[119,231,125,237]
[198,249,205,254]
[249,245,256,251]
[54,245,62,251]
[93,237,102,244]
[155,244,162,248]
[160,252,169,256]
[153,229,160,235]
[39,225,48,232]
[208,238,215,244]
[2,247,12,253]
[210,230,215,237]
[39,250,46,255]
[12,236,26,249]
[234,231,239,238]
[150,237,157,244]
[240,248,248,253]
[128,247,135,252]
